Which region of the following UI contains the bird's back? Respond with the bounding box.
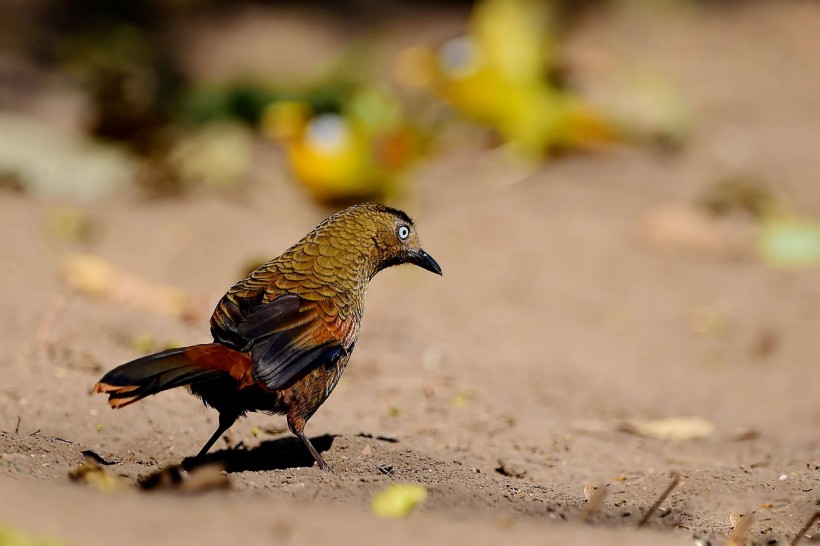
[209,204,406,352]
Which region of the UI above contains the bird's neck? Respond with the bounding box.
[285,236,383,291]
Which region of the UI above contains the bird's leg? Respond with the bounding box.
[296,430,331,472]
[288,415,331,472]
[196,412,238,458]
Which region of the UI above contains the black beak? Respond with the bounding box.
[410,249,442,275]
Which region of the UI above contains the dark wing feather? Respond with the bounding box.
[251,339,346,389]
[212,292,352,391]
[235,293,301,339]
[211,292,300,350]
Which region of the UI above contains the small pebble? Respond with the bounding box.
[730,512,745,527]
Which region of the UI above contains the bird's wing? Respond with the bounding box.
[234,294,301,340]
[216,293,355,391]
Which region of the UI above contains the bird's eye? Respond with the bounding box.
[397,225,410,240]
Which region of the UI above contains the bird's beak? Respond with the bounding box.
[410,249,442,275]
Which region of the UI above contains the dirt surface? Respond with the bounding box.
[1,2,819,545]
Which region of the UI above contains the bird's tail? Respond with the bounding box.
[93,344,252,409]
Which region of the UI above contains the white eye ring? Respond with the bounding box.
[397,225,410,240]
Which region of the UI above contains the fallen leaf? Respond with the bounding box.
[139,463,230,494]
[69,460,130,493]
[757,215,820,269]
[698,175,783,219]
[640,203,755,259]
[452,392,472,408]
[0,523,69,546]
[62,253,205,322]
[46,206,98,243]
[372,483,427,518]
[620,417,715,441]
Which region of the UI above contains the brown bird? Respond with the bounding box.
[93,203,441,471]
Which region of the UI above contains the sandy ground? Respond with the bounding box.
[1,2,819,545]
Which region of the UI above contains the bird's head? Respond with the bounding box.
[322,203,442,277]
[375,206,442,276]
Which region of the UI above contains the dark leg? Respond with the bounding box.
[295,430,331,472]
[196,412,238,458]
[288,415,331,472]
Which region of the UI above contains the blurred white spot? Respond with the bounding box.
[306,114,351,153]
[438,37,480,78]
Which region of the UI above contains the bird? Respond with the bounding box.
[92,203,441,471]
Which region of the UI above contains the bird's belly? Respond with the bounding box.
[280,356,351,421]
[191,380,288,416]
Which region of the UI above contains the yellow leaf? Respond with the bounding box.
[0,523,69,546]
[452,392,471,408]
[620,417,715,441]
[68,461,130,493]
[46,206,96,243]
[372,484,428,518]
[62,253,204,321]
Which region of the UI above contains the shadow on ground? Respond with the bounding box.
[180,434,336,473]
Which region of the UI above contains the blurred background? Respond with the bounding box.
[0,0,701,203]
[1,0,820,544]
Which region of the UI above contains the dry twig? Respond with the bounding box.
[637,472,680,528]
[580,484,608,522]
[725,511,751,546]
[791,512,820,546]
